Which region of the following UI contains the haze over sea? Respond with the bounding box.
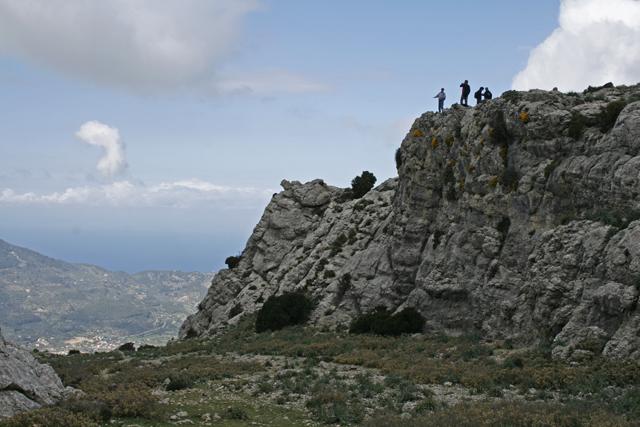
[2,0,640,273]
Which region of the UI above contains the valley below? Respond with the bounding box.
[0,239,215,353]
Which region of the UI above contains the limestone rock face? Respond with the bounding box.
[0,327,74,419]
[180,85,640,360]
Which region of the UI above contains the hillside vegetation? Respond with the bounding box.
[0,239,214,351]
[4,318,640,426]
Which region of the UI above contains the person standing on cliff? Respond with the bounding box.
[483,87,493,101]
[460,80,470,106]
[474,87,484,105]
[434,88,446,113]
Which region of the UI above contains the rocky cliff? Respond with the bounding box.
[180,84,640,360]
[0,327,74,419]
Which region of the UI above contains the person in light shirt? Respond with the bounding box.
[434,88,446,113]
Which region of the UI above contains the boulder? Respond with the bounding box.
[0,327,74,419]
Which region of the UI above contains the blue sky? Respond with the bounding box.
[1,0,639,273]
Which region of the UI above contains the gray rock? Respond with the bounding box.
[180,85,640,359]
[0,326,74,419]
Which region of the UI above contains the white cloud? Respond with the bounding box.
[512,0,640,91]
[0,179,273,209]
[75,121,128,177]
[215,68,333,96]
[0,0,262,94]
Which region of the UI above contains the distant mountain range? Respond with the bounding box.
[0,239,215,352]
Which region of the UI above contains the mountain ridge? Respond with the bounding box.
[180,84,640,360]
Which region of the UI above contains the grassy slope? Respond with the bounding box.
[3,317,640,426]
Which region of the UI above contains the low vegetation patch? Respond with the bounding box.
[364,401,638,427]
[599,99,628,132]
[255,293,314,333]
[349,307,426,336]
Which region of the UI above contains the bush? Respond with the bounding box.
[351,171,377,199]
[585,82,614,93]
[255,293,314,333]
[395,148,402,169]
[442,164,455,185]
[225,255,241,269]
[598,99,627,132]
[228,407,248,420]
[501,90,521,104]
[496,216,511,240]
[118,342,135,352]
[349,307,425,336]
[544,157,562,180]
[490,111,511,147]
[500,168,519,191]
[568,112,590,140]
[0,408,99,427]
[166,377,190,391]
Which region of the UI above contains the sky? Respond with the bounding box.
[1,0,640,274]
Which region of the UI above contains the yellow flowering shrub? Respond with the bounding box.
[444,134,454,146]
[500,147,508,162]
[459,178,465,192]
[468,164,475,172]
[432,137,438,149]
[447,160,457,167]
[488,176,499,187]
[521,112,530,123]
[413,129,423,137]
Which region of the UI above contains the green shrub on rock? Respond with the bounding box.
[351,171,377,199]
[225,256,241,269]
[598,99,627,132]
[349,306,425,336]
[255,293,314,333]
[568,112,591,140]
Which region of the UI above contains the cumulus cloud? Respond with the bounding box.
[0,0,262,94]
[0,179,273,209]
[75,121,128,177]
[512,0,640,91]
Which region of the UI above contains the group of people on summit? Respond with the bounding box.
[433,80,492,113]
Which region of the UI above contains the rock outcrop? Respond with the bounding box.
[180,84,640,360]
[0,327,74,419]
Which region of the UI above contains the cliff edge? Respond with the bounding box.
[180,84,640,360]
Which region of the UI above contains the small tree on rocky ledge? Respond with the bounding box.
[225,256,241,269]
[351,171,377,199]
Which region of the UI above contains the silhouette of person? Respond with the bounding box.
[483,87,493,101]
[474,87,484,105]
[460,80,470,106]
[434,88,446,113]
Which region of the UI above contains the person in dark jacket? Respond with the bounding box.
[474,87,484,105]
[483,87,493,100]
[459,80,470,106]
